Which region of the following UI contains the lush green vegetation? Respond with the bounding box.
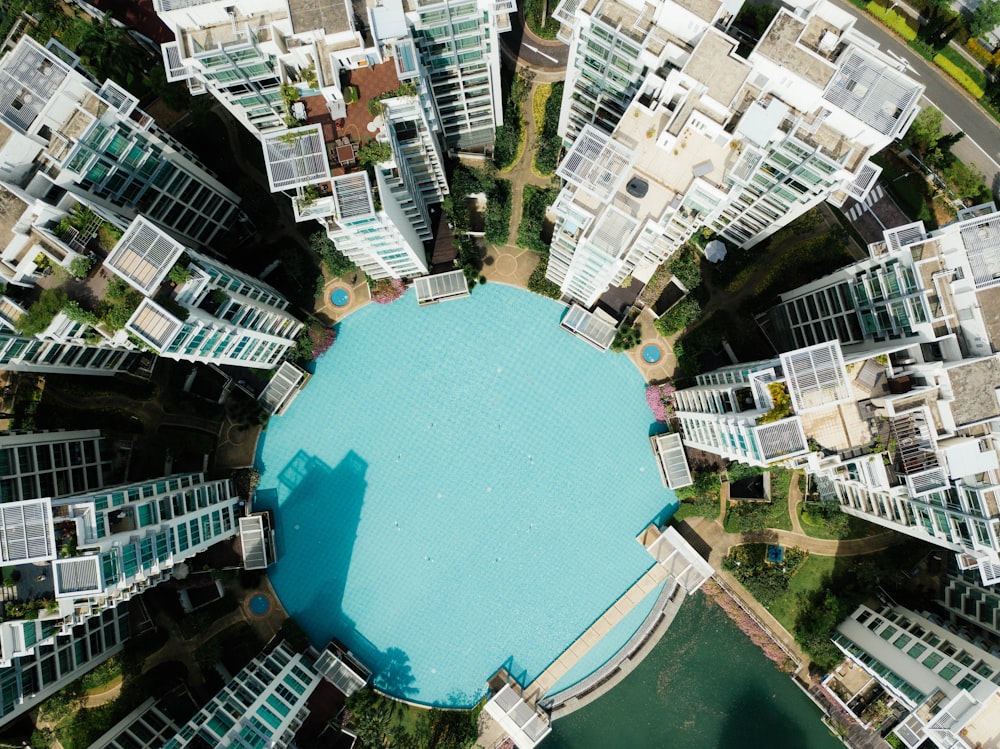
[366,82,419,118]
[527,256,561,299]
[723,468,794,532]
[792,542,929,669]
[345,688,479,749]
[523,0,560,39]
[98,278,143,332]
[80,657,122,692]
[799,502,880,541]
[68,256,93,279]
[653,295,702,337]
[723,544,808,607]
[667,244,703,290]
[484,178,512,246]
[17,288,68,336]
[533,82,564,175]
[309,230,358,278]
[867,2,917,38]
[517,184,559,253]
[291,320,337,363]
[673,471,722,520]
[610,318,641,352]
[766,554,838,635]
[494,68,533,169]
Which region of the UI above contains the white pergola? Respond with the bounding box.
[414,270,469,305]
[483,685,551,749]
[650,433,693,489]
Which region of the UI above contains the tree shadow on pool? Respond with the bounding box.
[271,449,417,698]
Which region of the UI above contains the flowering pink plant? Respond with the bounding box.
[645,383,676,422]
[372,278,406,304]
[308,324,336,359]
[701,580,795,672]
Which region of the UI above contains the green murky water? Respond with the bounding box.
[545,594,842,749]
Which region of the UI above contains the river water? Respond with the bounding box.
[545,593,842,749]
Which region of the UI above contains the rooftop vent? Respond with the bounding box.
[626,176,648,198]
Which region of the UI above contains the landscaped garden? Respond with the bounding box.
[722,467,795,533]
[798,502,882,541]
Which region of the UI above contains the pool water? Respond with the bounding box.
[642,345,662,363]
[330,287,350,307]
[256,284,676,706]
[249,594,270,616]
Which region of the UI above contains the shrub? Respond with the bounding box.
[292,321,336,362]
[484,178,512,246]
[533,82,564,175]
[527,257,561,299]
[645,382,675,422]
[168,263,193,285]
[309,230,357,277]
[610,320,641,352]
[653,295,701,337]
[757,382,792,423]
[866,2,917,39]
[933,54,984,98]
[371,278,406,304]
[516,185,558,253]
[343,85,359,104]
[98,277,142,332]
[667,245,703,290]
[68,255,93,279]
[18,288,68,336]
[494,68,532,169]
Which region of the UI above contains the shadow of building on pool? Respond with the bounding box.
[267,449,418,698]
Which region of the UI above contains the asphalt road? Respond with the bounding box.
[827,0,1000,192]
[499,10,569,70]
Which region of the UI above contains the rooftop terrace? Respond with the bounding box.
[289,0,353,35]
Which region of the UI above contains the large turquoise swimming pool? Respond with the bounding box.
[255,283,676,706]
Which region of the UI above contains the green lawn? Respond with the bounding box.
[798,505,881,541]
[766,554,837,634]
[723,469,794,532]
[674,499,719,521]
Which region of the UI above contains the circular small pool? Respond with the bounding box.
[330,287,351,307]
[642,344,662,364]
[249,594,270,616]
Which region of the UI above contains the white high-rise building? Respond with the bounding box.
[832,603,1000,749]
[0,36,242,250]
[545,1,923,307]
[674,205,1000,584]
[0,599,131,728]
[552,0,742,144]
[163,640,323,749]
[0,473,240,662]
[155,0,504,152]
[110,216,304,367]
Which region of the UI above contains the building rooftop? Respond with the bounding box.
[0,38,72,134]
[288,0,353,35]
[126,299,183,351]
[823,47,923,137]
[946,357,1000,427]
[105,216,184,296]
[683,31,750,108]
[0,498,55,564]
[558,125,636,202]
[755,12,836,90]
[262,124,332,191]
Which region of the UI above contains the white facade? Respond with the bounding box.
[163,640,322,749]
[0,473,240,670]
[546,1,923,307]
[109,216,303,368]
[834,604,1000,749]
[0,600,130,728]
[0,37,242,250]
[553,0,742,144]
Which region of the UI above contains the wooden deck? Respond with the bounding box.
[522,563,670,705]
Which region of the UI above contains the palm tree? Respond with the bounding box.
[77,14,145,87]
